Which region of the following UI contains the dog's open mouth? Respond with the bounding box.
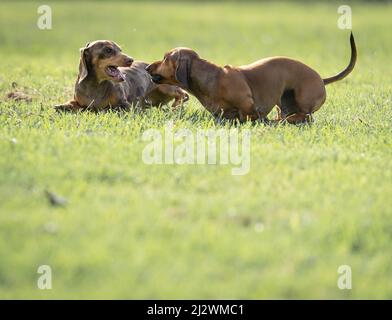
[151,74,164,83]
[105,66,125,82]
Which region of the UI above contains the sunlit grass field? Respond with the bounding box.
[0,1,391,299]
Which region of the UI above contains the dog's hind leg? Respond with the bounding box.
[295,82,326,115]
[279,89,297,119]
[54,100,83,113]
[278,89,313,124]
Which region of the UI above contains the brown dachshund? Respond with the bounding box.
[147,33,356,123]
[55,40,189,112]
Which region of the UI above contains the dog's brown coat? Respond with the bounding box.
[147,33,357,123]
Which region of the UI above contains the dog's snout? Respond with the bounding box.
[125,56,134,67]
[123,55,134,67]
[146,62,159,74]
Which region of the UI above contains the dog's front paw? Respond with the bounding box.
[54,104,71,112]
[177,89,189,103]
[54,103,81,113]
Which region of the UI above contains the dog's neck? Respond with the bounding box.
[76,72,114,107]
[81,66,112,86]
[187,58,223,108]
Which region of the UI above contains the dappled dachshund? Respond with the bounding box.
[55,40,188,112]
[147,33,356,123]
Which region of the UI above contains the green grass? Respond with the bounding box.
[0,1,391,299]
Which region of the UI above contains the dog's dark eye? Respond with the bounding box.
[104,47,113,55]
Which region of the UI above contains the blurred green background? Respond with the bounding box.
[0,1,391,299]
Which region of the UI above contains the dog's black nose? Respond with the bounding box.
[125,57,134,67]
[151,74,163,83]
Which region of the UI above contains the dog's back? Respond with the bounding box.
[119,61,155,104]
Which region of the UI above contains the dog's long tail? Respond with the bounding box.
[323,32,357,85]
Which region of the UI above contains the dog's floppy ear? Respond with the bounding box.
[174,51,191,89]
[78,43,90,84]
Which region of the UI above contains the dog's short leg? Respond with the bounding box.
[279,89,298,120]
[169,87,189,109]
[285,112,312,124]
[237,96,258,122]
[113,101,131,112]
[294,85,326,115]
[147,84,189,109]
[279,89,314,124]
[54,100,83,113]
[171,94,189,109]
